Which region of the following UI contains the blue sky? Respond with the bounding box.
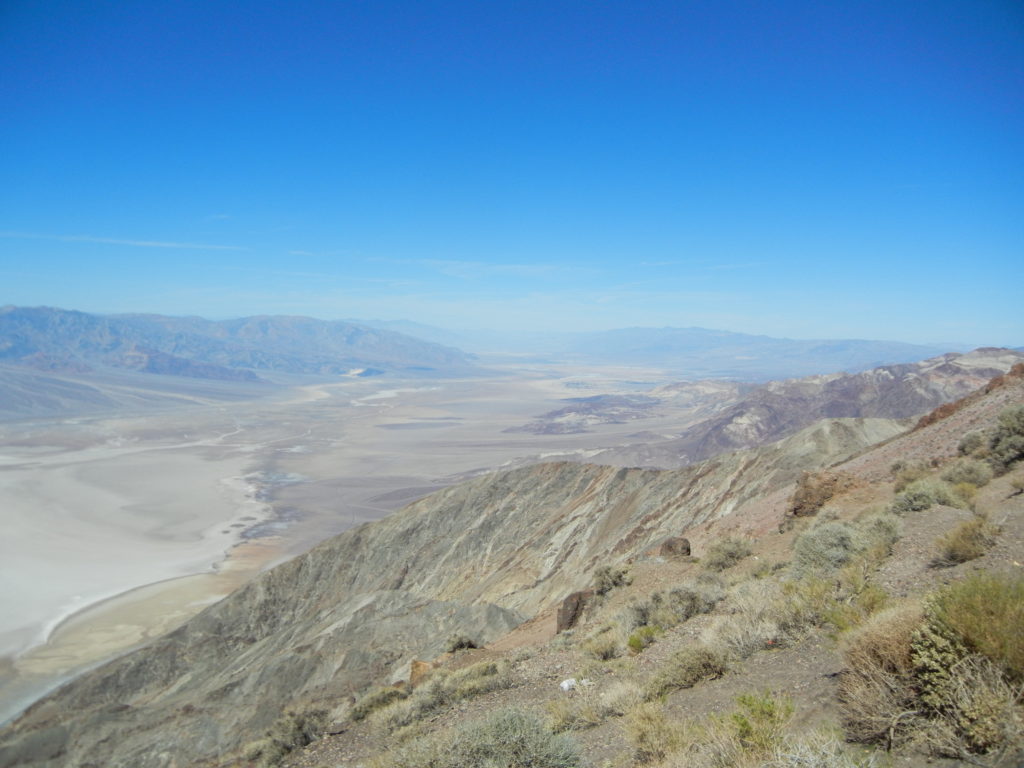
[1,0,1021,345]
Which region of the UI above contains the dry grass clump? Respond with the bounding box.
[839,603,924,745]
[368,660,511,734]
[350,685,408,722]
[624,702,687,763]
[581,628,622,661]
[701,536,753,572]
[645,644,728,699]
[932,515,999,567]
[546,680,643,732]
[371,706,579,768]
[245,707,328,767]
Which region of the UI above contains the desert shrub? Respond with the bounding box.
[989,404,1024,472]
[681,692,794,768]
[445,633,478,652]
[448,660,511,698]
[246,707,327,767]
[373,707,579,768]
[792,521,864,576]
[889,477,962,514]
[924,571,1024,683]
[892,461,929,491]
[351,686,408,722]
[932,516,998,567]
[582,632,621,661]
[645,644,727,699]
[624,702,685,763]
[941,458,994,487]
[702,536,753,572]
[839,603,924,745]
[764,730,877,768]
[628,625,659,654]
[958,430,987,456]
[593,564,630,595]
[858,510,902,555]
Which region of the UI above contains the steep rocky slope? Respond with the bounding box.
[0,415,907,766]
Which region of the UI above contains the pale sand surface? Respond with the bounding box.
[0,365,687,722]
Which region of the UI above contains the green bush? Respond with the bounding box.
[941,458,993,487]
[372,707,579,768]
[645,644,727,699]
[702,536,753,572]
[628,625,659,654]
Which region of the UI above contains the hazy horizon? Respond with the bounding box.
[2,2,1022,347]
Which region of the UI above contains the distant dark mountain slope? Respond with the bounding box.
[587,347,1024,467]
[0,307,477,381]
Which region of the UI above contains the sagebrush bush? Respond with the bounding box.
[889,477,962,514]
[989,404,1024,472]
[372,707,579,768]
[941,458,993,487]
[958,431,987,457]
[702,536,753,572]
[645,644,727,699]
[932,516,998,567]
[792,521,864,576]
[892,461,929,491]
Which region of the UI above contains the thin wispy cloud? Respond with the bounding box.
[0,231,245,251]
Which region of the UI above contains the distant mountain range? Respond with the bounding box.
[361,321,959,379]
[0,306,478,383]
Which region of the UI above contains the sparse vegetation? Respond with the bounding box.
[581,630,622,661]
[371,707,579,768]
[367,660,511,734]
[702,536,753,571]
